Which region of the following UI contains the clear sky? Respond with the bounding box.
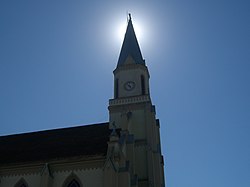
[0,0,250,186]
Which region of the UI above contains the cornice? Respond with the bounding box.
[0,155,106,177]
[113,64,149,76]
[109,95,151,107]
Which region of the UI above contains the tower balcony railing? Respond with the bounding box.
[109,95,151,106]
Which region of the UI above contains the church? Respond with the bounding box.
[0,15,165,187]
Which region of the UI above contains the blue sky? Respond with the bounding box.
[0,0,250,186]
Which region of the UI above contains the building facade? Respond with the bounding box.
[0,15,165,187]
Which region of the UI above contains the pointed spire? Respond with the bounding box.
[117,14,145,67]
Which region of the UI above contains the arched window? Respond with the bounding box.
[63,173,82,187]
[14,178,28,187]
[67,179,80,187]
[141,75,145,95]
[115,78,119,98]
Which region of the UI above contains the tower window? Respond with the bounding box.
[115,78,119,98]
[141,75,145,95]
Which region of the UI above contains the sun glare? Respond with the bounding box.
[115,18,144,45]
[116,21,127,43]
[133,23,143,42]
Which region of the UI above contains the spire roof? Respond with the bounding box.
[117,14,145,67]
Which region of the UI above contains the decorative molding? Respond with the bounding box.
[113,63,149,75]
[109,95,150,106]
[0,156,105,177]
[40,163,53,178]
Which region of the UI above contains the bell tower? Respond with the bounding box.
[104,14,165,187]
[113,14,150,100]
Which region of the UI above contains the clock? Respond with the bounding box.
[124,81,136,91]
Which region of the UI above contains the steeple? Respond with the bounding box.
[107,14,165,187]
[117,14,145,67]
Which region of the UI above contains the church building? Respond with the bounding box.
[0,15,165,187]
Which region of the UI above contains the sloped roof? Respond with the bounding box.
[117,14,145,67]
[0,122,110,165]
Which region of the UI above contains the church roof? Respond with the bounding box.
[0,122,110,165]
[117,14,145,67]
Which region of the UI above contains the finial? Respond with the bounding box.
[127,12,132,22]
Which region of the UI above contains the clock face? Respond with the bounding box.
[124,81,136,91]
